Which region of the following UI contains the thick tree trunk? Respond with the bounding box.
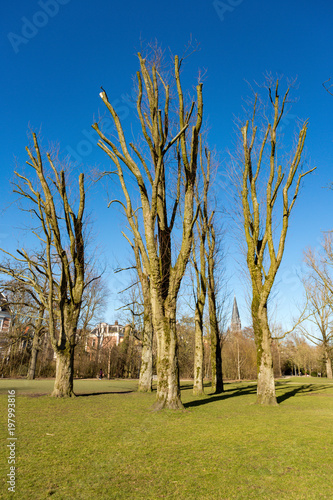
[151,295,183,410]
[193,309,204,396]
[51,344,75,397]
[138,317,153,392]
[253,303,277,406]
[27,345,38,380]
[324,347,332,379]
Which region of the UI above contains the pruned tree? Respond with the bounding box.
[93,51,203,409]
[239,81,315,405]
[0,133,86,397]
[206,218,224,393]
[191,142,211,395]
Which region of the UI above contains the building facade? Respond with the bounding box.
[85,321,125,357]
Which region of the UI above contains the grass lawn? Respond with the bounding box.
[1,376,333,499]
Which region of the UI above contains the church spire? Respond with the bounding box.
[231,296,241,331]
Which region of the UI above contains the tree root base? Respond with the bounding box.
[151,398,185,411]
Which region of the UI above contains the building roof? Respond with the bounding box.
[0,292,10,313]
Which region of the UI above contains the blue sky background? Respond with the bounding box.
[1,0,333,330]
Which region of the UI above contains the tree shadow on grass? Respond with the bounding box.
[184,385,257,409]
[276,384,332,404]
[180,382,213,391]
[76,391,134,397]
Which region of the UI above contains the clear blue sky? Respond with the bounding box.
[1,0,333,329]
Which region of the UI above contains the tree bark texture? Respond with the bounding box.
[324,347,333,379]
[253,301,277,405]
[52,343,75,397]
[193,307,204,395]
[207,224,223,394]
[138,316,153,392]
[27,344,39,380]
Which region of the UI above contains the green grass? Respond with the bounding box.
[1,377,333,499]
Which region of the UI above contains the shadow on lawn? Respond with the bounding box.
[184,385,257,409]
[184,383,333,408]
[180,382,212,391]
[76,391,134,397]
[276,384,332,403]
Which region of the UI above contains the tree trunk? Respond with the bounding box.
[253,303,277,406]
[107,345,112,380]
[51,344,75,397]
[237,339,241,381]
[209,303,223,394]
[193,308,204,396]
[324,347,332,379]
[211,331,223,393]
[27,344,39,380]
[138,317,153,392]
[27,307,44,380]
[151,295,183,410]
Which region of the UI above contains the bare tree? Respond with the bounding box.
[93,51,203,409]
[206,218,224,393]
[303,238,333,378]
[117,240,154,392]
[239,81,315,405]
[0,134,86,397]
[0,276,47,379]
[191,142,211,395]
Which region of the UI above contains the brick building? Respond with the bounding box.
[85,321,126,358]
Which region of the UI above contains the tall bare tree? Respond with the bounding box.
[191,143,211,395]
[240,81,315,405]
[206,219,224,393]
[93,51,203,409]
[0,133,86,397]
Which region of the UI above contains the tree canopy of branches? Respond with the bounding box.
[0,277,47,379]
[0,133,86,397]
[93,51,203,409]
[240,81,315,405]
[303,235,333,378]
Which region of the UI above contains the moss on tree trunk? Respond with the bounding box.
[51,344,75,397]
[138,319,153,392]
[253,303,277,406]
[151,303,183,410]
